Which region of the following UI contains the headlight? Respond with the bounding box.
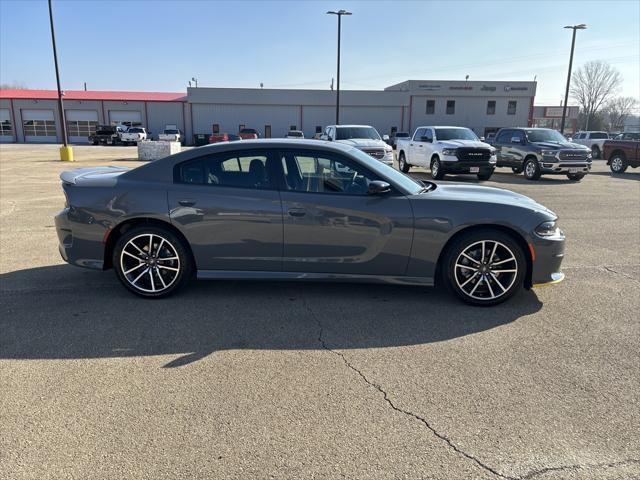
[490,149,497,156]
[586,152,592,159]
[535,221,561,237]
[541,150,557,156]
[442,148,458,156]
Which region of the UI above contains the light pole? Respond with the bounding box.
[327,10,351,125]
[48,0,72,160]
[560,24,587,134]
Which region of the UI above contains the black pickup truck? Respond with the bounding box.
[490,127,592,181]
[88,125,127,145]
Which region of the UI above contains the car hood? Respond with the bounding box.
[425,183,557,217]
[531,141,589,150]
[60,166,130,187]
[437,139,493,149]
[335,139,388,149]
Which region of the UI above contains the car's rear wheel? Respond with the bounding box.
[442,229,525,306]
[398,152,410,173]
[610,155,628,173]
[524,158,541,180]
[113,226,192,298]
[431,157,445,180]
[591,145,601,159]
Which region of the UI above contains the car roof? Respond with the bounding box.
[333,124,374,128]
[415,126,470,129]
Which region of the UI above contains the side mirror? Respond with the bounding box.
[382,134,390,141]
[368,180,391,195]
[420,136,432,143]
[511,136,521,144]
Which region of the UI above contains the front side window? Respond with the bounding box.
[426,100,435,114]
[176,150,274,190]
[511,131,525,143]
[446,100,455,115]
[422,129,434,142]
[487,101,496,115]
[280,150,378,195]
[507,101,517,115]
[23,119,56,136]
[496,130,512,143]
[413,128,425,140]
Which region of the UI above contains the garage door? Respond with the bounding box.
[22,109,57,143]
[109,110,142,127]
[66,110,99,143]
[0,108,14,143]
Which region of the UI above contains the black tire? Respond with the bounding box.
[610,154,628,173]
[512,167,523,174]
[523,157,542,181]
[441,229,526,306]
[431,157,445,180]
[92,140,98,146]
[566,173,585,181]
[111,138,117,146]
[477,169,494,181]
[113,225,192,298]
[398,152,410,173]
[591,145,601,159]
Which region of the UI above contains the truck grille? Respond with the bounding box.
[559,150,589,161]
[456,148,491,162]
[360,148,386,160]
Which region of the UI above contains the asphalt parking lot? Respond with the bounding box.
[1,144,639,480]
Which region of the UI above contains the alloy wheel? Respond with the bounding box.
[119,233,181,293]
[525,161,536,178]
[454,240,518,301]
[611,157,625,172]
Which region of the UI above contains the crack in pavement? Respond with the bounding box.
[601,266,639,282]
[303,299,640,480]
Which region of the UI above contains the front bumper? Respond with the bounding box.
[529,232,565,287]
[440,155,496,173]
[539,159,592,174]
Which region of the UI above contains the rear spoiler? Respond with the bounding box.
[60,166,129,185]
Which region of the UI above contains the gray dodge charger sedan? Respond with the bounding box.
[55,139,565,306]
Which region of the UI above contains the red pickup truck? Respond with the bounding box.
[603,139,640,173]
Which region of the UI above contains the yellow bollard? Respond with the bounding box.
[60,146,74,161]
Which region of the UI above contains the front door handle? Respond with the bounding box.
[178,199,196,207]
[288,208,306,217]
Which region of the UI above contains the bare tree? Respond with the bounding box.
[570,61,622,130]
[0,82,27,89]
[603,96,639,130]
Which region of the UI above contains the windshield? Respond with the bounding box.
[128,128,143,133]
[348,147,424,195]
[395,132,409,138]
[434,128,478,141]
[525,129,566,143]
[164,129,179,134]
[336,127,381,141]
[589,132,608,139]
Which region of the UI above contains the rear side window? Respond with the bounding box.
[175,150,275,190]
[590,132,608,139]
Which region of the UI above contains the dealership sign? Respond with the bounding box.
[545,107,565,117]
[418,84,442,91]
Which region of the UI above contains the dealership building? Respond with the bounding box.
[1,79,538,145]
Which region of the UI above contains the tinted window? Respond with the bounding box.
[426,100,435,114]
[128,128,144,133]
[176,151,274,190]
[413,128,425,140]
[434,128,477,141]
[487,101,496,115]
[507,101,517,115]
[395,132,409,138]
[589,132,608,139]
[422,129,434,142]
[280,150,378,195]
[495,130,512,143]
[335,127,381,140]
[525,129,566,143]
[511,131,525,143]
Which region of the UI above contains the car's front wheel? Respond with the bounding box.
[113,226,192,298]
[398,152,410,173]
[524,158,542,180]
[591,145,601,159]
[431,157,445,180]
[610,154,628,173]
[442,229,526,306]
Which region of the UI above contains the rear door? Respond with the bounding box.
[277,148,414,275]
[169,149,283,271]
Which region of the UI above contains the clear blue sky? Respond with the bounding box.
[1,0,638,106]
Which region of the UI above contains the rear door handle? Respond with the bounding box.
[288,208,306,217]
[178,199,196,207]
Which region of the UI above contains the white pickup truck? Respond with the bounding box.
[571,131,609,159]
[321,125,394,166]
[396,126,497,180]
[120,127,148,145]
[158,128,183,143]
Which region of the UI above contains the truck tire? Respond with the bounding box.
[566,173,585,181]
[477,169,494,181]
[431,157,445,180]
[591,145,601,159]
[610,154,628,173]
[398,152,410,173]
[523,157,541,181]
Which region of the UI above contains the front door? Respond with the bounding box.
[169,149,283,271]
[277,149,414,275]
